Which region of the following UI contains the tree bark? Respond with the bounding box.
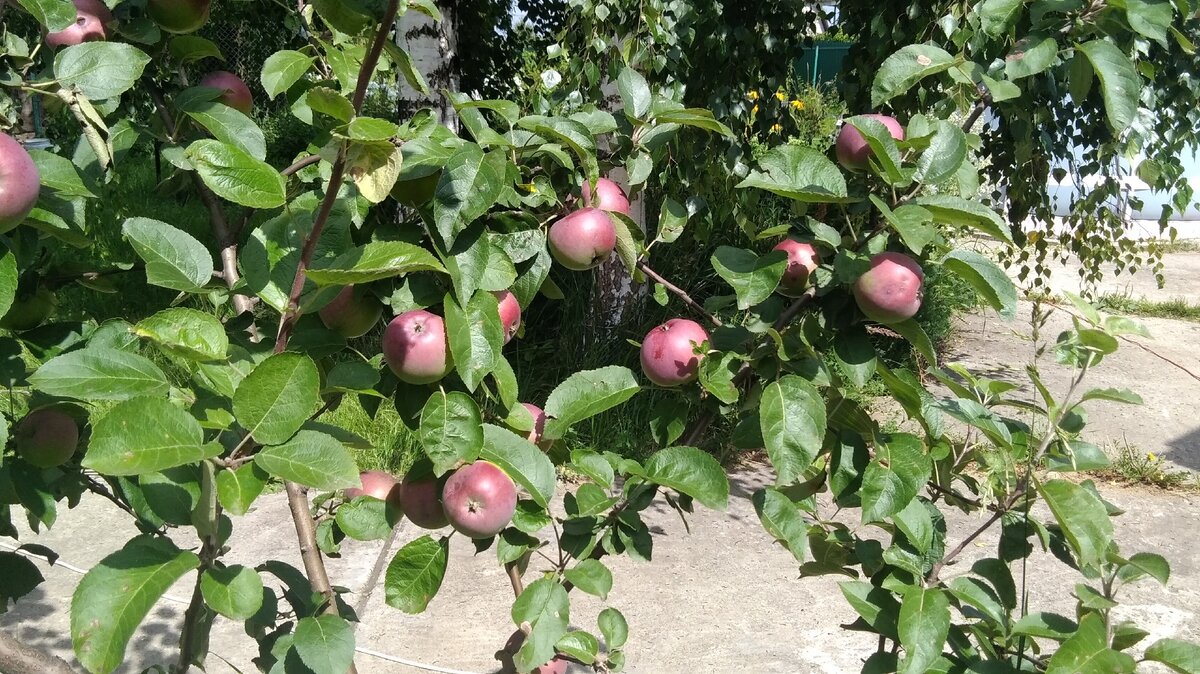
[0,631,76,674]
[395,3,458,128]
[593,165,648,331]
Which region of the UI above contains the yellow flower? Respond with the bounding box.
[1148,452,1158,462]
[770,123,783,133]
[747,89,759,100]
[790,99,806,110]
[751,104,759,114]
[774,91,786,101]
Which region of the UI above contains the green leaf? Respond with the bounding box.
[711,247,788,310]
[1038,479,1114,569]
[890,317,938,366]
[122,217,214,292]
[216,462,268,516]
[699,351,739,404]
[1116,551,1170,585]
[168,35,223,64]
[543,366,640,440]
[861,433,931,522]
[134,308,229,362]
[753,488,808,562]
[872,199,938,255]
[643,445,729,510]
[556,630,600,664]
[1123,0,1174,45]
[941,249,1017,320]
[848,115,908,185]
[913,195,1013,243]
[833,326,878,388]
[55,43,151,100]
[1047,613,1136,673]
[979,0,1023,36]
[84,397,214,476]
[518,115,599,179]
[897,587,950,674]
[872,44,956,107]
[432,144,505,246]
[893,498,933,552]
[71,535,199,674]
[617,67,651,119]
[947,576,1007,627]
[293,614,355,674]
[570,449,615,488]
[1077,40,1141,134]
[1005,34,1059,79]
[200,565,264,620]
[385,535,449,614]
[306,241,446,285]
[735,145,850,203]
[186,139,286,209]
[480,424,556,509]
[419,391,483,475]
[261,50,314,99]
[233,353,321,445]
[1080,388,1143,405]
[336,496,396,541]
[760,376,827,486]
[656,196,689,243]
[1012,612,1078,640]
[599,607,628,649]
[254,431,360,491]
[1144,638,1200,674]
[564,559,613,599]
[444,291,502,392]
[840,581,901,640]
[28,149,96,198]
[179,96,266,161]
[511,578,570,673]
[15,0,75,31]
[30,348,169,401]
[915,121,967,185]
[653,108,733,136]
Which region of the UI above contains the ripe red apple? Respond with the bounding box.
[319,285,382,338]
[773,238,820,297]
[345,470,401,507]
[45,0,112,48]
[548,208,617,271]
[199,71,253,115]
[494,290,521,344]
[640,318,710,387]
[582,177,630,215]
[853,251,925,324]
[536,657,569,674]
[399,472,449,530]
[441,461,517,539]
[15,408,79,468]
[0,133,40,233]
[383,310,452,385]
[519,403,547,447]
[147,0,211,33]
[0,286,54,331]
[836,114,905,171]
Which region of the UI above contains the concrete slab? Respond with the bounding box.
[1034,251,1200,305]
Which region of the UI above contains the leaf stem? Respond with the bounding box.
[636,258,722,326]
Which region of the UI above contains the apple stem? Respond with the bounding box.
[636,259,723,327]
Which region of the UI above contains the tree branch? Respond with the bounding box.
[0,631,75,674]
[637,259,722,327]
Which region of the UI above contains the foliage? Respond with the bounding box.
[0,1,1197,674]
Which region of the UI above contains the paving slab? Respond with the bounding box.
[1032,250,1200,305]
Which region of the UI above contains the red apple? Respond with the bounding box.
[836,114,905,171]
[399,472,449,530]
[640,318,710,387]
[383,310,452,385]
[147,0,211,33]
[45,0,112,48]
[319,285,382,338]
[0,133,40,233]
[520,403,547,447]
[494,290,521,344]
[582,177,630,215]
[502,632,570,674]
[548,208,617,271]
[773,238,820,297]
[345,470,401,508]
[853,252,925,324]
[15,408,79,468]
[199,71,253,115]
[441,461,517,539]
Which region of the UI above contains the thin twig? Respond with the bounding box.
[505,562,525,597]
[282,153,321,176]
[637,259,722,326]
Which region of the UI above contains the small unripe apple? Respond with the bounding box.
[441,461,517,539]
[582,177,630,215]
[0,133,40,233]
[345,470,402,508]
[45,0,112,48]
[199,71,253,115]
[853,251,925,324]
[319,285,382,338]
[773,238,820,297]
[520,403,547,447]
[494,290,521,344]
[548,208,617,271]
[399,472,449,530]
[640,318,710,387]
[147,0,211,33]
[15,408,79,468]
[0,286,55,331]
[383,310,452,385]
[836,114,905,171]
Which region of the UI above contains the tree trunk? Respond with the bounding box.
[395,3,458,129]
[593,165,648,331]
[0,631,76,674]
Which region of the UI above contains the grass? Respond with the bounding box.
[1091,439,1198,491]
[1094,293,1200,322]
[318,395,422,473]
[1144,239,1200,255]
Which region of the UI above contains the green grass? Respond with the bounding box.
[1144,239,1200,255]
[1094,293,1200,322]
[318,395,422,473]
[1091,440,1198,491]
